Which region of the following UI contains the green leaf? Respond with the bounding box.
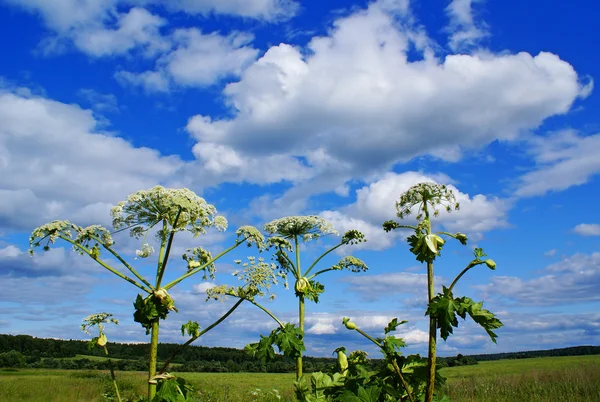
[152,376,193,402]
[304,280,325,303]
[384,318,408,334]
[426,294,459,340]
[273,323,306,359]
[456,297,503,343]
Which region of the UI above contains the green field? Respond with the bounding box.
[1,355,599,401]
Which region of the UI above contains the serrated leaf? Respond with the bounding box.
[426,294,459,340]
[457,297,503,343]
[384,318,408,334]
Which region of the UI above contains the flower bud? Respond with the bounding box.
[97,334,107,347]
[342,317,357,330]
[484,259,496,270]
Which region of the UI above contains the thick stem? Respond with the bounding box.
[295,235,304,380]
[155,220,168,288]
[156,209,182,288]
[103,346,122,402]
[159,298,245,374]
[148,319,160,401]
[297,294,305,380]
[425,207,437,402]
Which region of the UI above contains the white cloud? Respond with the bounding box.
[186,0,586,189]
[515,131,600,197]
[70,7,169,57]
[118,29,259,91]
[0,87,183,231]
[306,322,337,335]
[477,252,600,305]
[573,223,600,237]
[192,282,217,294]
[445,0,488,51]
[320,171,511,251]
[398,328,428,344]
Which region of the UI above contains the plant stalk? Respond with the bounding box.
[148,318,160,401]
[103,345,122,402]
[425,207,436,402]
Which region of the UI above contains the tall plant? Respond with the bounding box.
[29,186,265,401]
[260,216,368,380]
[383,182,503,402]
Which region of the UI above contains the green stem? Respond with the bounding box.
[159,298,245,374]
[297,295,304,380]
[307,267,336,280]
[148,319,160,401]
[61,236,151,293]
[303,242,344,276]
[155,220,168,287]
[353,326,415,402]
[424,206,436,402]
[89,234,153,290]
[295,235,304,380]
[162,240,245,290]
[156,209,182,288]
[103,345,122,402]
[247,300,285,328]
[448,261,479,293]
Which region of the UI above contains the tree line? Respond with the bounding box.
[1,334,598,372]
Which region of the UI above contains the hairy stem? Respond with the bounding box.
[159,298,245,374]
[148,319,160,401]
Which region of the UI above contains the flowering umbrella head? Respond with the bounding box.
[263,216,338,242]
[110,186,227,239]
[395,182,459,220]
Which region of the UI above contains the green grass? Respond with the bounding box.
[440,355,600,402]
[2,355,600,401]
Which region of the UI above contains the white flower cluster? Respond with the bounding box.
[29,220,74,254]
[135,243,154,259]
[395,182,459,220]
[110,186,228,239]
[264,216,338,241]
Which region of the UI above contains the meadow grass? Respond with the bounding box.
[440,355,600,402]
[1,355,599,401]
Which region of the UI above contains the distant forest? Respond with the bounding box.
[1,333,599,373]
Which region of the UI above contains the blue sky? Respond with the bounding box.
[0,0,599,358]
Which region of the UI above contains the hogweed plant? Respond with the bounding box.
[258,216,368,381]
[383,182,503,402]
[29,186,266,401]
[81,313,121,402]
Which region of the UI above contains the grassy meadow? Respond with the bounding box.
[1,354,599,401]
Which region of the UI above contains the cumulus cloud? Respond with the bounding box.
[477,252,600,306]
[0,87,183,230]
[515,131,600,198]
[572,223,600,236]
[320,171,511,251]
[185,0,586,191]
